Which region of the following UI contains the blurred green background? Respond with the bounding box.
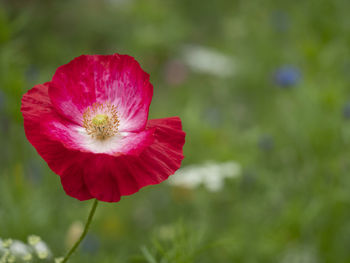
[1,0,350,262]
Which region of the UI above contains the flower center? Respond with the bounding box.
[83,103,119,140]
[92,114,109,126]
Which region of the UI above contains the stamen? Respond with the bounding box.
[83,102,119,140]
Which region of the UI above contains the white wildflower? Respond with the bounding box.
[2,239,12,248]
[181,45,236,77]
[10,240,32,258]
[33,241,51,259]
[55,257,64,263]
[0,251,10,263]
[7,254,15,263]
[169,161,241,192]
[28,236,52,260]
[0,239,6,254]
[27,235,41,246]
[22,253,32,262]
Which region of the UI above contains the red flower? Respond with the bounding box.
[21,54,185,202]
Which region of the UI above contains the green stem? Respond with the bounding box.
[62,199,99,263]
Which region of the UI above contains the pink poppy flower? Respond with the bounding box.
[21,54,186,202]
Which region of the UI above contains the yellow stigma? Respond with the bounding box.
[92,114,109,126]
[83,103,119,140]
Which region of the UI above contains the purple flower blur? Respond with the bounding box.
[274,66,301,88]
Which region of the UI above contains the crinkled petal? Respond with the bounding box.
[21,83,86,150]
[124,117,186,188]
[49,54,153,132]
[21,84,93,200]
[82,117,185,202]
[78,154,123,202]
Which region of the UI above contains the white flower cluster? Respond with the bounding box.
[0,235,53,263]
[169,161,241,192]
[181,45,236,78]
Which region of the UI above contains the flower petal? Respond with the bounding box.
[21,83,84,149]
[82,117,186,202]
[125,117,186,188]
[21,84,93,200]
[49,54,153,132]
[76,128,155,156]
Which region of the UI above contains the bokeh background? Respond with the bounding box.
[1,0,350,262]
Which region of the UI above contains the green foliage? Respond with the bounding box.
[1,0,350,262]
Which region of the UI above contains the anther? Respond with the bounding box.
[83,103,119,140]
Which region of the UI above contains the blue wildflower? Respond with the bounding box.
[274,66,301,87]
